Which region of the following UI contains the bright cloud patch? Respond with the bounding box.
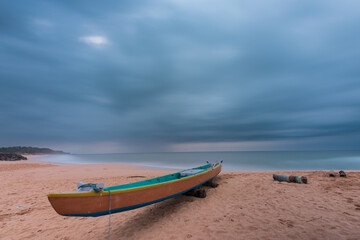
[79,35,108,45]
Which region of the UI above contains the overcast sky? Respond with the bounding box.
[1,0,359,153]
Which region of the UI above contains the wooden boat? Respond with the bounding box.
[48,161,222,217]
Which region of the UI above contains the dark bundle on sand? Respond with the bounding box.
[273,174,307,184]
[339,170,347,177]
[323,170,347,177]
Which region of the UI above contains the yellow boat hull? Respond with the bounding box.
[48,163,222,217]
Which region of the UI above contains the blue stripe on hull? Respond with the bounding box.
[62,175,218,217]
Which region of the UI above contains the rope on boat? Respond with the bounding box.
[108,190,112,240]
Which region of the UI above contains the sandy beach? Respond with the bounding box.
[1,160,360,240]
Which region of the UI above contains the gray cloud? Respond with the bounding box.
[0,0,359,152]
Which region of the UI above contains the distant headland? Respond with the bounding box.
[0,146,67,161]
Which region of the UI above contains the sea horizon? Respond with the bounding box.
[32,150,360,171]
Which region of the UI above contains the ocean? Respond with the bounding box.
[32,151,360,171]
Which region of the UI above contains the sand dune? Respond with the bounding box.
[1,161,360,240]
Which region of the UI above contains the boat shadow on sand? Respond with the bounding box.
[109,177,222,239]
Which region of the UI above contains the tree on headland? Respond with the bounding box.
[0,146,67,154]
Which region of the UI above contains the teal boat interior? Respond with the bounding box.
[103,163,216,192]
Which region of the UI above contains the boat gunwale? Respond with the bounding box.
[48,163,221,198]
